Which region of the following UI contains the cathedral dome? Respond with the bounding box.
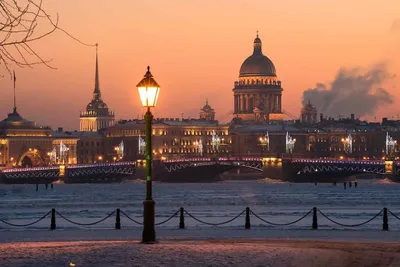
[239,34,276,77]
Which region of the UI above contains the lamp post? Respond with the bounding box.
[137,66,160,243]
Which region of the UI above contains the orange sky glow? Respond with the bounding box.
[0,0,399,129]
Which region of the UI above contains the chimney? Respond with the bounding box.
[351,114,355,120]
[57,127,63,132]
[320,113,324,122]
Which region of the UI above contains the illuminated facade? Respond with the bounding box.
[76,132,105,164]
[0,108,78,167]
[233,33,283,124]
[80,45,115,132]
[103,118,231,161]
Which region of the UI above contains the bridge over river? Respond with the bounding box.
[137,157,400,183]
[1,158,399,184]
[0,162,135,184]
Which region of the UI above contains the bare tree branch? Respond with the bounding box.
[0,0,95,77]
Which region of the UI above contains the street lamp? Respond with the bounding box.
[136,66,160,243]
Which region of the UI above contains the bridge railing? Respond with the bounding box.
[0,162,135,173]
[1,166,60,173]
[162,157,264,164]
[0,207,396,231]
[292,158,386,165]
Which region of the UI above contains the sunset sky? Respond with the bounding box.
[0,0,399,129]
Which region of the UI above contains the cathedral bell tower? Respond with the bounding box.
[80,44,115,131]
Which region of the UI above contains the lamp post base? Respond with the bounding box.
[142,199,156,243]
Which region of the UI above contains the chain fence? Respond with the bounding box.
[250,209,312,226]
[317,209,383,228]
[0,207,398,231]
[0,211,51,227]
[184,209,245,226]
[55,210,115,226]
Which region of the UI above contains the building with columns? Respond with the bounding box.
[80,45,115,132]
[0,108,78,167]
[233,33,283,124]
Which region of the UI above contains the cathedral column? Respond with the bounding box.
[272,94,276,113]
[234,95,238,113]
[268,94,272,112]
[278,95,282,113]
[242,95,247,113]
[246,94,250,113]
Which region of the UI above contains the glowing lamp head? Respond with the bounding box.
[136,66,160,108]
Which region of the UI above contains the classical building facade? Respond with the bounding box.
[0,108,78,167]
[233,33,283,124]
[80,46,115,132]
[103,118,231,162]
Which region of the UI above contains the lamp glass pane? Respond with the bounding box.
[138,87,159,107]
[154,87,160,107]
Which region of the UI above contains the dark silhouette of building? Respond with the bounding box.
[301,101,318,125]
[199,100,216,121]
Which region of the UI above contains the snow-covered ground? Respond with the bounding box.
[2,238,400,267]
[2,228,400,243]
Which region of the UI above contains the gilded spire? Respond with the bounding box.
[93,43,101,100]
[13,70,17,113]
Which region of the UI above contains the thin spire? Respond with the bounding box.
[206,98,208,105]
[13,70,16,113]
[256,30,259,38]
[93,43,101,100]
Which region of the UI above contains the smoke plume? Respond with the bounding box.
[302,64,395,118]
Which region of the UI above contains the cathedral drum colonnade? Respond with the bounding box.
[233,33,283,124]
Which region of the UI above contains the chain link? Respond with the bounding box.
[318,209,382,227]
[184,209,245,226]
[250,209,312,226]
[388,210,400,221]
[0,211,52,227]
[155,210,180,226]
[56,211,115,226]
[120,210,143,225]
